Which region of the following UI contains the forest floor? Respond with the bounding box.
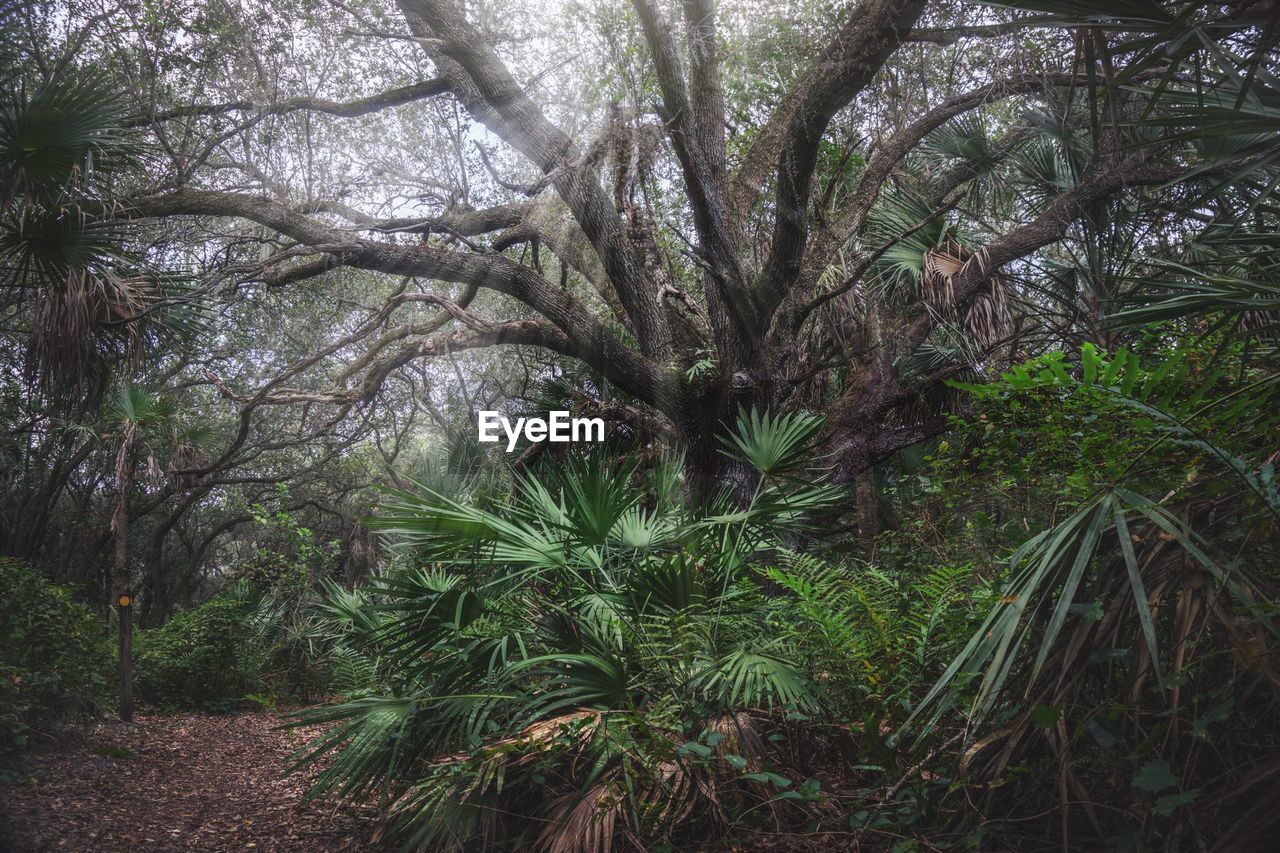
[0,710,381,852]
[0,710,868,852]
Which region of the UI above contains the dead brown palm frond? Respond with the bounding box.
[21,263,165,407]
[431,710,604,769]
[958,723,1022,783]
[642,759,695,826]
[537,780,621,853]
[965,272,1010,351]
[510,710,604,762]
[343,523,379,585]
[145,451,164,488]
[707,711,766,772]
[922,241,963,314]
[376,712,618,852]
[103,272,160,324]
[168,442,210,489]
[922,237,1010,349]
[24,268,109,396]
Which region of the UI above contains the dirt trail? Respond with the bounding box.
[0,711,380,852]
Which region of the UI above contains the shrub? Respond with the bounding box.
[295,414,847,849]
[0,558,108,769]
[134,596,265,711]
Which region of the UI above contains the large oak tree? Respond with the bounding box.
[54,0,1276,494]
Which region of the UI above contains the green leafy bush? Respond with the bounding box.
[878,342,1280,843]
[134,596,266,711]
[0,558,108,767]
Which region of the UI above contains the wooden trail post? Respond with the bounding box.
[118,589,133,722]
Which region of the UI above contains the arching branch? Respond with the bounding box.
[124,189,674,406]
[827,72,1164,248]
[906,18,1058,45]
[300,199,532,237]
[204,320,574,406]
[124,78,450,127]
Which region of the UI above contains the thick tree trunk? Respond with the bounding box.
[674,379,763,503]
[855,468,878,556]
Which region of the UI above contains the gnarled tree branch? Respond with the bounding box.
[398,0,674,361]
[754,0,927,322]
[125,78,450,127]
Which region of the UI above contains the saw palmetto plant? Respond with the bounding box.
[292,411,844,849]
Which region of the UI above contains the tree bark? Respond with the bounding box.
[855,469,878,557]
